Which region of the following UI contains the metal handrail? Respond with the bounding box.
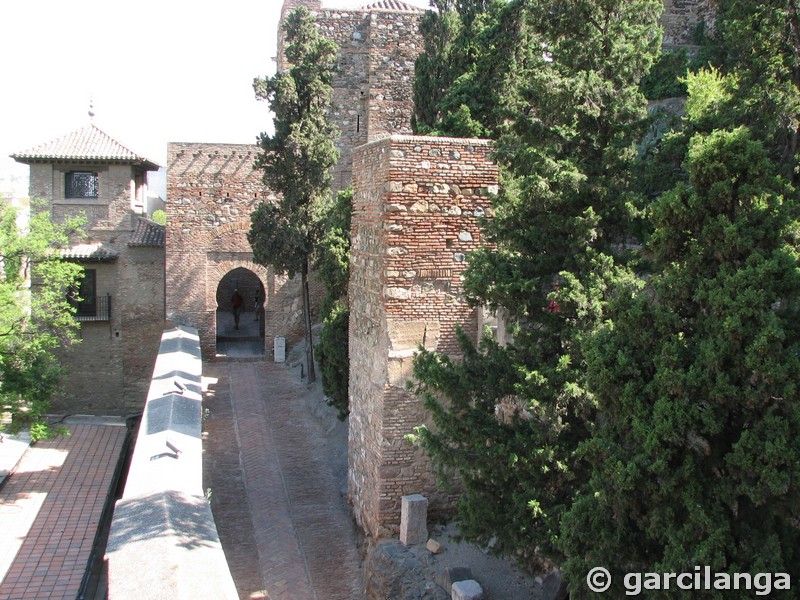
[73,294,111,322]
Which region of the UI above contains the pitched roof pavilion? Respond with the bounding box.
[11,125,160,171]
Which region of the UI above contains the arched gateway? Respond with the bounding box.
[166,0,711,541]
[214,267,265,353]
[165,143,308,359]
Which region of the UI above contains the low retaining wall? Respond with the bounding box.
[106,326,237,599]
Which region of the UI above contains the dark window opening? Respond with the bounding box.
[70,269,96,317]
[66,171,99,199]
[68,269,111,321]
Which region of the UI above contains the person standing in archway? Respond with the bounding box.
[231,288,244,331]
[254,289,262,322]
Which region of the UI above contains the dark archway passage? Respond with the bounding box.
[216,267,265,357]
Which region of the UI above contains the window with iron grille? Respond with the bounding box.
[65,171,99,199]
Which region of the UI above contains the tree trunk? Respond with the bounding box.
[302,261,316,384]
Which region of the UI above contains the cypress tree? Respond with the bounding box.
[561,3,800,596]
[412,0,662,569]
[412,0,508,137]
[562,123,800,600]
[315,188,352,418]
[248,6,339,383]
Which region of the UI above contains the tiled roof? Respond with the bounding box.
[129,217,166,248]
[11,125,160,170]
[362,0,425,12]
[61,243,119,262]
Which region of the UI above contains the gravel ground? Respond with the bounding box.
[424,522,542,599]
[288,341,543,599]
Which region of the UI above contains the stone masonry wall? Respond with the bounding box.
[348,135,498,538]
[348,135,390,540]
[364,10,422,143]
[280,1,424,192]
[165,142,308,359]
[317,8,371,191]
[662,0,716,50]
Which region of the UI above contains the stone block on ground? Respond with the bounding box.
[451,579,485,600]
[426,538,443,554]
[434,567,474,593]
[400,494,428,546]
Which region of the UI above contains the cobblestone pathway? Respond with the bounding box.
[203,360,363,600]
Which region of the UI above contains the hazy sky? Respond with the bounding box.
[1,0,430,191]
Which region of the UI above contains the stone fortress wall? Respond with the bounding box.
[165,143,307,359]
[166,0,714,536]
[348,135,499,537]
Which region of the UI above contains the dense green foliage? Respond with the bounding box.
[640,50,689,100]
[412,0,800,595]
[412,0,663,569]
[563,124,800,600]
[412,0,509,137]
[249,6,339,383]
[150,209,167,225]
[315,188,352,419]
[0,202,84,440]
[560,3,800,596]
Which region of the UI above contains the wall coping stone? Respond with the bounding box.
[356,134,493,153]
[106,325,237,600]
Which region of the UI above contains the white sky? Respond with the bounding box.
[0,0,431,193]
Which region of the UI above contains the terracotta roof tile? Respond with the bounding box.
[129,217,166,248]
[11,125,160,169]
[61,243,119,262]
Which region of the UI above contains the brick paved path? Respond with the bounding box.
[0,424,126,600]
[203,360,363,600]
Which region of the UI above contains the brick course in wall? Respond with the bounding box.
[348,135,499,538]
